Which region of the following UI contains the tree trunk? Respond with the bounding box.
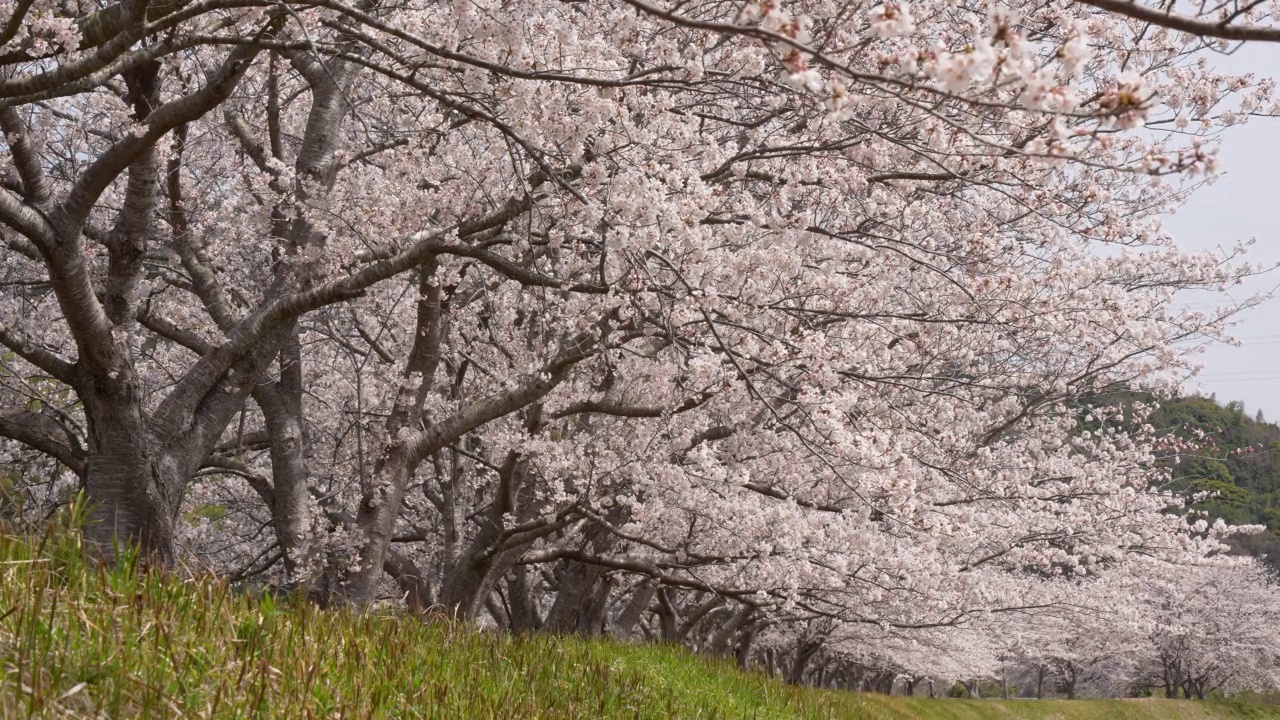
[1163,658,1183,699]
[786,638,820,685]
[75,47,341,565]
[736,623,758,670]
[507,566,539,634]
[342,452,414,606]
[585,573,616,635]
[382,545,434,616]
[611,580,656,640]
[254,326,317,585]
[434,457,556,621]
[545,557,607,633]
[437,545,525,621]
[656,588,680,642]
[82,389,177,562]
[342,352,585,608]
[706,605,753,656]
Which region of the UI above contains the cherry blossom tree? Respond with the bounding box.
[1,0,1279,693]
[1132,559,1280,698]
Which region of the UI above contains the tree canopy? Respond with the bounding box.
[1,0,1280,697]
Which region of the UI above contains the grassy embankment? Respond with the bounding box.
[1,520,1276,719]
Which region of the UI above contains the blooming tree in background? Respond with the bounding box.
[1,0,1279,694]
[1138,559,1280,698]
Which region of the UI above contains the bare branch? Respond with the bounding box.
[0,319,76,383]
[1073,0,1280,41]
[0,107,50,205]
[0,408,85,475]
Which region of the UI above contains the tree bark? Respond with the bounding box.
[544,557,607,634]
[254,327,316,584]
[81,385,176,562]
[506,566,540,634]
[786,638,821,685]
[735,622,758,670]
[611,580,656,640]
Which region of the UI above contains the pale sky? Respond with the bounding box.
[1167,43,1280,419]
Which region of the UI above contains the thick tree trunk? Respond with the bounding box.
[83,439,176,561]
[707,605,753,656]
[507,566,540,634]
[437,549,516,621]
[81,317,301,566]
[343,454,415,606]
[70,46,338,566]
[787,638,821,685]
[578,571,614,635]
[76,65,176,563]
[611,580,656,640]
[81,380,178,562]
[656,588,680,642]
[545,557,607,634]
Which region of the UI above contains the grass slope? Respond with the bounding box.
[1,526,1276,719]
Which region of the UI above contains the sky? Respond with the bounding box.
[1166,43,1280,419]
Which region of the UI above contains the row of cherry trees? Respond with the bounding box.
[2,0,1279,695]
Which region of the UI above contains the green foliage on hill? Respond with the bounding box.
[2,518,1278,720]
[1155,396,1280,566]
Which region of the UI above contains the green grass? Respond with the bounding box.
[1,520,1277,719]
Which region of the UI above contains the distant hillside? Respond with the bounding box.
[1155,396,1280,567]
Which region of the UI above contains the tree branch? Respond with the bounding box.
[0,408,85,475]
[1072,0,1280,41]
[0,107,51,205]
[0,319,76,383]
[56,33,266,233]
